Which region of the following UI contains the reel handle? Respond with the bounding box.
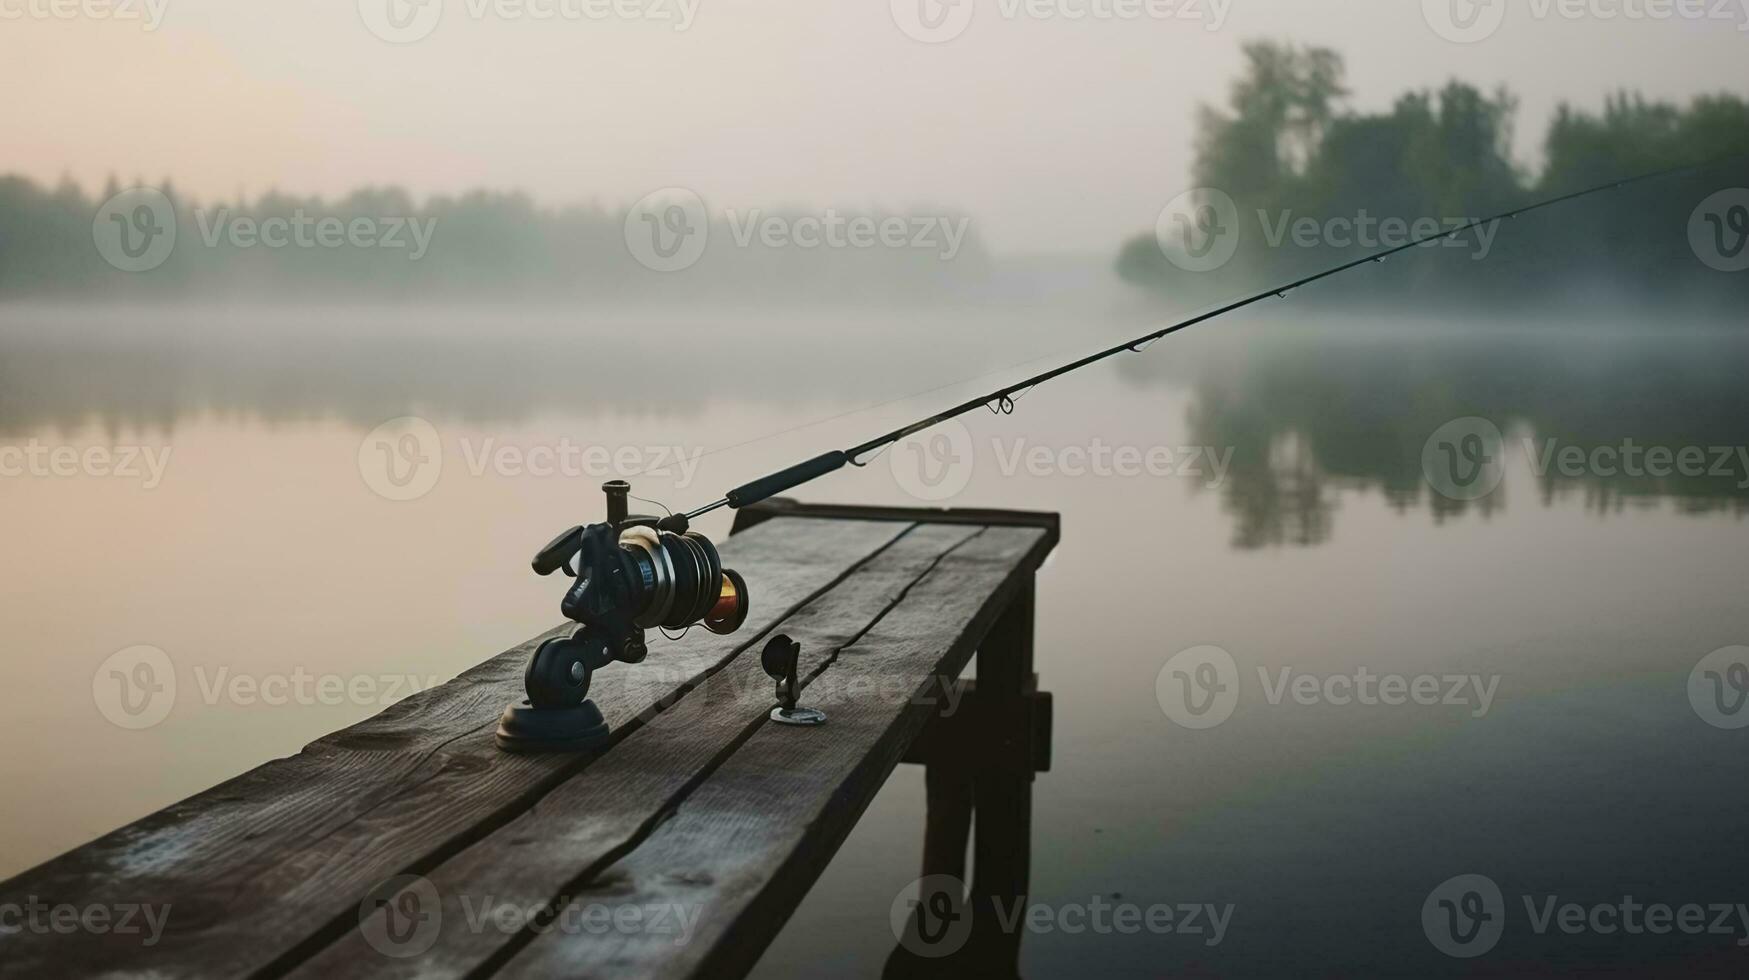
[532,525,585,576]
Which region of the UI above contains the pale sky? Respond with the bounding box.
[3,0,1745,252]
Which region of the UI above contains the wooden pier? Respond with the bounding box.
[0,499,1057,978]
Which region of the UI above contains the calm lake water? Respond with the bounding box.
[2,300,1746,976]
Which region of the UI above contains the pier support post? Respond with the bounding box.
[887,575,1044,979]
[966,577,1036,978]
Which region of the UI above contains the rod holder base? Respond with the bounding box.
[495,699,610,753]
[770,705,827,726]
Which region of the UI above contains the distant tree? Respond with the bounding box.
[1194,41,1347,202]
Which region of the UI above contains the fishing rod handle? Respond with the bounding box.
[725,451,848,509]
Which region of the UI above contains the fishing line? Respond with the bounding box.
[661,152,1747,525]
[625,491,672,517]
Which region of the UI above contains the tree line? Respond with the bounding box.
[1117,41,1749,310]
[0,179,988,304]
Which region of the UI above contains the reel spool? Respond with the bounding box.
[616,526,750,636]
[497,481,750,752]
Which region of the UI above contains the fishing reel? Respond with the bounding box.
[496,480,750,752]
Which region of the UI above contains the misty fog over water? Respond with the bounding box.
[5,3,1749,973]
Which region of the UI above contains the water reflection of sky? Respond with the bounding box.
[6,306,1745,550]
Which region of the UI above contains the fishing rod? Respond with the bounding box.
[496,154,1740,753]
[676,153,1740,525]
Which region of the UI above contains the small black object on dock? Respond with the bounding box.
[762,633,826,726]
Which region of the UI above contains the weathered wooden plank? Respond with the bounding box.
[493,526,1052,979]
[0,517,912,979]
[288,522,984,979]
